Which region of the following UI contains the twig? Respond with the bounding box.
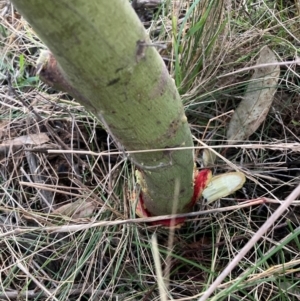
[0,198,275,237]
[44,142,300,156]
[217,60,300,78]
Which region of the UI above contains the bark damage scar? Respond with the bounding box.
[149,65,169,100]
[36,50,68,89]
[36,50,96,111]
[136,40,147,62]
[132,168,213,228]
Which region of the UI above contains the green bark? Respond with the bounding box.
[11,0,195,216]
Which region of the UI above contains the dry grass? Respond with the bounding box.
[1,1,300,300]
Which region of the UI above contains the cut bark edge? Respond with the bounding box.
[134,169,212,228]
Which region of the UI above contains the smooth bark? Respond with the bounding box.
[11,0,195,215]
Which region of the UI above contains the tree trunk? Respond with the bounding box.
[11,0,195,216]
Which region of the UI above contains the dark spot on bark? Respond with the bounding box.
[107,77,120,86]
[157,120,161,125]
[111,110,116,114]
[165,116,181,138]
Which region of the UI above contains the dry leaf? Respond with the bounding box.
[1,133,49,146]
[53,199,97,219]
[227,46,280,143]
[202,172,246,204]
[0,133,50,160]
[202,148,217,167]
